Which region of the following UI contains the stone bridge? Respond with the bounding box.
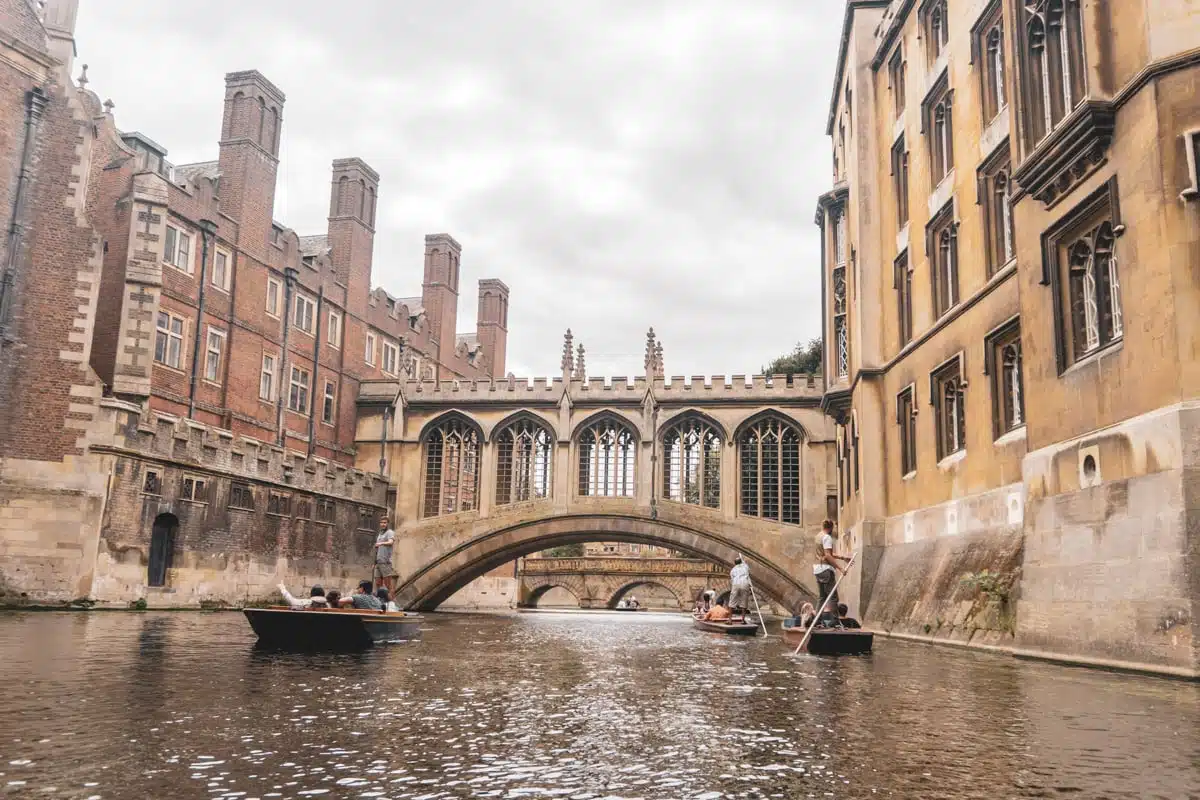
[517,556,728,608]
[355,368,837,613]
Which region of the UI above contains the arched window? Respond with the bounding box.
[358,179,367,220]
[1066,221,1121,359]
[577,417,636,497]
[337,176,350,215]
[738,417,802,524]
[422,417,481,518]
[270,107,280,153]
[995,170,1014,263]
[495,418,553,505]
[1022,0,1086,144]
[984,24,1007,122]
[661,417,721,508]
[257,97,266,145]
[932,99,953,180]
[367,187,376,226]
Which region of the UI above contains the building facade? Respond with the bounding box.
[822,0,1200,675]
[0,0,513,607]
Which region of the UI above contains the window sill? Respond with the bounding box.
[180,498,208,506]
[209,283,231,295]
[265,312,281,321]
[141,491,162,498]
[164,263,194,278]
[154,362,187,376]
[937,449,966,471]
[927,169,955,218]
[661,498,721,512]
[994,425,1027,447]
[202,380,222,389]
[293,328,315,338]
[230,506,254,513]
[1060,339,1124,378]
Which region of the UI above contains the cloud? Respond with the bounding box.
[75,0,842,378]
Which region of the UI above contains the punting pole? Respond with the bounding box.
[748,580,769,636]
[793,553,857,656]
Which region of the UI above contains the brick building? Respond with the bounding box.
[0,0,514,607]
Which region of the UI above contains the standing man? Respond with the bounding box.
[814,519,852,624]
[728,556,752,618]
[373,515,397,596]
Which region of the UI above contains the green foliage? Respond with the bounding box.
[763,338,823,377]
[128,598,148,611]
[540,543,585,558]
[959,569,1011,603]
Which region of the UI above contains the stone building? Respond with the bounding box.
[0,0,511,606]
[821,0,1200,675]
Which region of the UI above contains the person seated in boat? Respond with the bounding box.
[278,583,329,610]
[375,587,400,612]
[837,603,862,629]
[628,596,639,609]
[338,580,383,610]
[797,601,817,629]
[324,590,341,608]
[702,602,733,622]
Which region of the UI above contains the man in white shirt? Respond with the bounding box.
[729,556,752,617]
[813,519,852,624]
[373,515,397,594]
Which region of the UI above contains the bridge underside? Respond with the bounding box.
[393,513,815,612]
[520,572,730,609]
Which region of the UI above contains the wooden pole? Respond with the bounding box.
[793,553,857,656]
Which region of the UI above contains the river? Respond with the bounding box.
[0,611,1196,799]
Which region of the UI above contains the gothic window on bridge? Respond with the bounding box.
[577,417,636,498]
[661,417,721,509]
[422,418,482,518]
[495,418,553,505]
[738,417,802,525]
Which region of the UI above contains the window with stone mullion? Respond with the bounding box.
[1020,0,1087,145]
[662,418,721,509]
[738,418,802,525]
[495,419,553,506]
[421,419,481,517]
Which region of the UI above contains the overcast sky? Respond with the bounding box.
[75,0,842,378]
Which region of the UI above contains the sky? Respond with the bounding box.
[74,0,843,379]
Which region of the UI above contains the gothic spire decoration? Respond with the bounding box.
[644,327,658,376]
[574,343,586,380]
[561,329,575,377]
[654,341,665,378]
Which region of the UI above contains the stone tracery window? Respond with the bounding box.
[1065,221,1122,359]
[928,205,959,318]
[495,418,553,505]
[422,417,481,518]
[924,0,950,64]
[987,320,1025,437]
[738,416,802,525]
[931,358,966,460]
[577,417,636,498]
[832,210,849,380]
[1019,0,1087,145]
[661,417,721,509]
[979,148,1015,275]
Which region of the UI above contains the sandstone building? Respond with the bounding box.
[822,0,1199,674]
[0,0,512,606]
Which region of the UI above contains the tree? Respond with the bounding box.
[540,543,585,558]
[763,338,823,376]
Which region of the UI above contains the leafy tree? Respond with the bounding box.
[540,543,585,558]
[763,338,823,376]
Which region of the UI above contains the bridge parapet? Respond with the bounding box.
[521,557,725,576]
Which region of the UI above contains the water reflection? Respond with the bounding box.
[0,610,1196,799]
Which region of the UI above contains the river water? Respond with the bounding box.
[0,611,1197,800]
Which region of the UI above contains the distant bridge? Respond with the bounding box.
[517,556,728,608]
[357,368,836,613]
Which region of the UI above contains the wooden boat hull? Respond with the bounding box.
[244,607,423,650]
[781,624,873,655]
[692,616,759,636]
[612,606,647,611]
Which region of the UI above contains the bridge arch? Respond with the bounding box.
[606,579,685,609]
[394,513,814,612]
[524,580,584,608]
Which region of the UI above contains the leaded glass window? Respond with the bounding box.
[495,418,553,505]
[422,418,481,518]
[577,418,636,498]
[662,417,721,509]
[739,417,802,525]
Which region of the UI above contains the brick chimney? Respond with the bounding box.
[217,70,284,264]
[421,233,462,360]
[326,157,379,316]
[476,278,509,377]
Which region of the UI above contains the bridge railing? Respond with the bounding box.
[519,557,725,575]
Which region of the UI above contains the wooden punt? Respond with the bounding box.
[692,614,760,636]
[612,606,647,612]
[244,606,423,650]
[780,621,873,655]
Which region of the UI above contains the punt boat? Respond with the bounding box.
[692,614,760,636]
[780,619,873,655]
[244,606,423,650]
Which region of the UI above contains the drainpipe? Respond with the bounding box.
[649,404,659,520]
[306,286,323,455]
[276,267,298,446]
[187,219,218,419]
[0,88,49,340]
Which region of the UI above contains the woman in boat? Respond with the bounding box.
[702,602,733,622]
[324,590,341,608]
[278,583,329,609]
[798,602,816,629]
[375,587,401,612]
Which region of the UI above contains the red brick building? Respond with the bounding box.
[87,70,511,467]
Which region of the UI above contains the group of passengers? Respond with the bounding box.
[278,579,400,613]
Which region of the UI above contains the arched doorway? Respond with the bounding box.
[148,513,178,588]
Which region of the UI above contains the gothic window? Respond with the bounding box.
[924,0,950,63]
[1019,0,1087,145]
[422,417,482,518]
[897,387,917,475]
[979,148,1016,275]
[1065,222,1122,360]
[986,319,1025,437]
[931,357,966,460]
[662,417,721,509]
[577,417,636,498]
[892,137,910,228]
[738,416,802,525]
[895,251,913,346]
[928,205,959,317]
[832,210,849,380]
[931,95,953,183]
[257,97,266,145]
[495,418,553,506]
[984,23,1007,122]
[888,45,906,119]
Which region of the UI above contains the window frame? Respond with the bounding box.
[288,365,311,415]
[831,207,850,381]
[327,310,342,348]
[141,468,162,496]
[266,491,292,517]
[382,340,399,376]
[978,143,1016,276]
[163,224,193,274]
[922,73,954,187]
[737,415,804,526]
[896,385,918,476]
[660,416,722,510]
[321,380,336,426]
[229,482,255,511]
[887,44,907,119]
[259,352,277,402]
[971,2,1008,125]
[494,417,554,506]
[576,415,638,499]
[154,310,186,370]
[929,353,967,461]
[926,200,959,319]
[266,277,282,318]
[180,473,209,504]
[203,326,225,384]
[293,293,316,335]
[421,416,483,518]
[921,0,950,65]
[891,136,909,228]
[364,332,377,366]
[894,250,913,347]
[983,316,1025,439]
[211,247,232,291]
[1016,0,1088,147]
